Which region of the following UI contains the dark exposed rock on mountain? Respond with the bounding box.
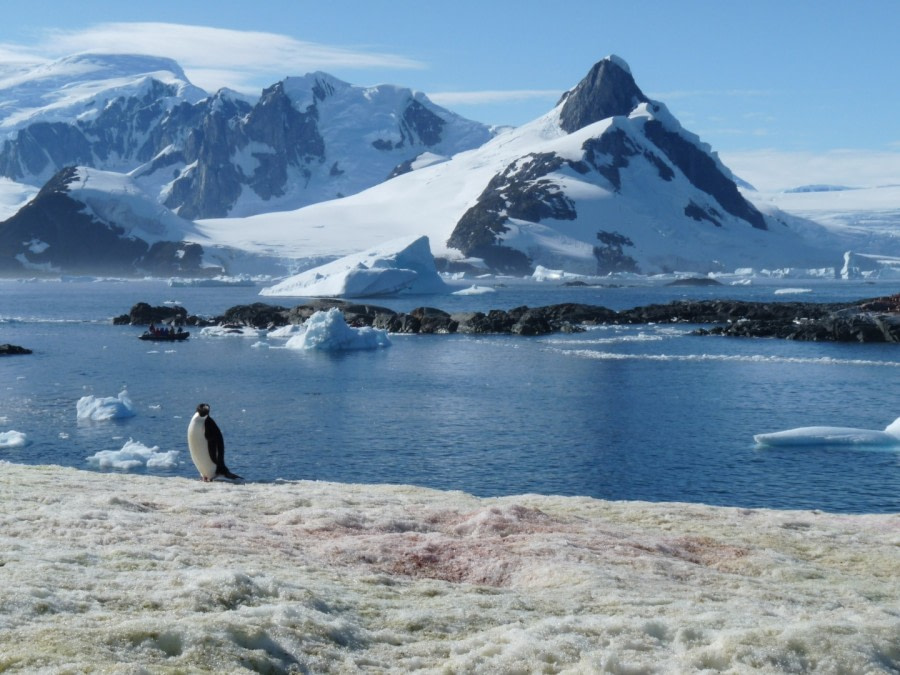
[0,167,210,277]
[557,57,649,133]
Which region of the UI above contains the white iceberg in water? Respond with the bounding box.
[260,235,448,298]
[76,390,136,421]
[754,416,900,447]
[0,430,27,448]
[285,308,391,351]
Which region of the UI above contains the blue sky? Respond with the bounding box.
[1,0,898,189]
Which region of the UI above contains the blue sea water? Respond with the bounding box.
[2,277,899,513]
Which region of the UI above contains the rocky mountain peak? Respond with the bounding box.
[558,55,648,133]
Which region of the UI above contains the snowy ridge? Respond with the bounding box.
[0,53,206,132]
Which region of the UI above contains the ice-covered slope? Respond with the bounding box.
[197,56,845,276]
[0,166,215,276]
[0,53,206,132]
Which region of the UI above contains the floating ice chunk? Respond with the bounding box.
[267,324,304,338]
[285,308,391,351]
[86,438,179,470]
[200,325,265,338]
[76,389,136,421]
[773,287,812,295]
[754,416,900,447]
[452,284,496,295]
[0,430,27,448]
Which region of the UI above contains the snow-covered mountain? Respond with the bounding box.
[1,53,890,279]
[0,53,495,219]
[196,56,845,276]
[0,166,213,276]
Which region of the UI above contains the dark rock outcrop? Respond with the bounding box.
[0,343,32,355]
[113,302,190,326]
[558,57,648,133]
[114,294,900,343]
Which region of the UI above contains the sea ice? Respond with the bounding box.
[452,284,496,295]
[754,415,900,446]
[285,308,391,351]
[75,389,136,421]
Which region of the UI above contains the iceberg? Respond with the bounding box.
[76,390,136,421]
[260,235,448,298]
[754,416,900,447]
[285,308,391,351]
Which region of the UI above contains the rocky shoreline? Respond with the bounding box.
[114,293,900,343]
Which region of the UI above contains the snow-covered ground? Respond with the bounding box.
[1,462,897,672]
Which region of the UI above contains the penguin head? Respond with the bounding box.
[196,403,210,417]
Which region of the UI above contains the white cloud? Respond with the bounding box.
[28,22,426,93]
[428,89,561,106]
[720,148,900,192]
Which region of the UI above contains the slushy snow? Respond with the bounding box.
[1,462,897,672]
[260,235,448,298]
[76,389,136,421]
[285,308,390,351]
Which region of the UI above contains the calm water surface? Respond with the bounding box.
[2,277,899,512]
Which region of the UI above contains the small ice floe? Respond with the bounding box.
[773,288,812,295]
[285,308,390,351]
[200,325,265,338]
[267,324,304,338]
[754,415,900,447]
[0,430,27,448]
[452,285,496,296]
[76,390,136,421]
[86,438,179,470]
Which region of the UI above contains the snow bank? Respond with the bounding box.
[0,430,27,448]
[260,235,448,298]
[75,389,136,421]
[285,308,390,351]
[86,438,180,470]
[1,462,897,672]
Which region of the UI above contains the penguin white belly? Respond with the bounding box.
[187,413,217,479]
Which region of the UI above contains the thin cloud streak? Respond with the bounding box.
[721,149,900,192]
[32,22,426,93]
[428,89,561,106]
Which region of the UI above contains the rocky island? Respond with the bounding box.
[115,293,900,343]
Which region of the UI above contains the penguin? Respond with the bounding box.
[187,403,242,481]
